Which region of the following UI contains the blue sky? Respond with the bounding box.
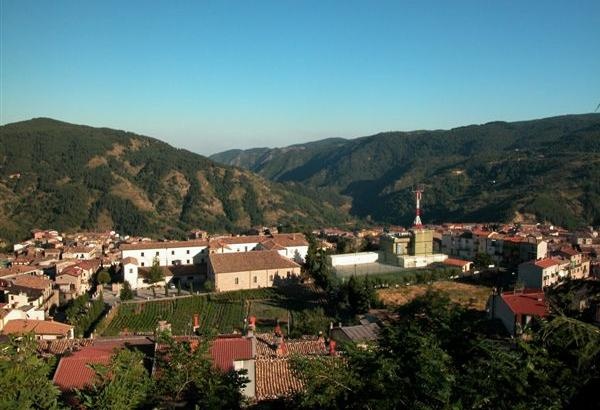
[1,1,599,154]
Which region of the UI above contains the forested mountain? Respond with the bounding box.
[0,119,351,244]
[211,114,600,228]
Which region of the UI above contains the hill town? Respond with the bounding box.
[1,184,599,406]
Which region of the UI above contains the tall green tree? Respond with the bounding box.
[0,335,62,410]
[148,258,164,284]
[120,281,134,301]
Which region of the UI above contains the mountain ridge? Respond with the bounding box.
[0,118,352,244]
[210,113,600,228]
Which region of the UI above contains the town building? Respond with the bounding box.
[2,319,74,340]
[208,251,301,292]
[379,229,447,268]
[487,289,549,336]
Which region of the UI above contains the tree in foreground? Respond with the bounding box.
[153,332,248,408]
[291,290,600,409]
[77,348,152,409]
[0,335,62,410]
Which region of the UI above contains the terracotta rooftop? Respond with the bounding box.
[122,256,138,265]
[256,358,304,401]
[37,338,94,356]
[11,274,52,290]
[121,239,209,251]
[209,336,254,372]
[63,246,96,254]
[501,290,549,317]
[58,265,84,278]
[0,265,39,278]
[559,247,580,257]
[533,258,564,269]
[443,258,472,267]
[209,251,300,274]
[53,338,154,391]
[75,259,101,271]
[255,333,326,358]
[2,319,73,337]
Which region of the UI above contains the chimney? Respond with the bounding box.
[275,335,287,356]
[193,314,199,331]
[247,316,256,337]
[329,340,337,356]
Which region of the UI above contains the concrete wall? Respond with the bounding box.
[489,294,516,335]
[234,358,256,398]
[329,252,380,267]
[123,262,139,289]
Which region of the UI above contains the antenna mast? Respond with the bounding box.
[412,185,424,228]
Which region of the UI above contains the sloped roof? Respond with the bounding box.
[256,358,304,401]
[332,323,380,343]
[501,290,549,317]
[11,274,52,290]
[533,258,564,269]
[122,256,138,265]
[53,338,154,391]
[2,319,73,337]
[443,258,472,267]
[209,336,254,372]
[209,251,300,274]
[121,239,209,251]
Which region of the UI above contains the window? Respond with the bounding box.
[186,250,190,254]
[129,268,133,273]
[171,250,175,255]
[234,278,239,285]
[141,252,144,257]
[141,262,145,267]
[156,251,159,256]
[269,275,273,281]
[245,246,248,252]
[253,276,257,283]
[186,259,190,264]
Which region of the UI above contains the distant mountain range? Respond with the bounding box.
[0,119,351,244]
[211,114,600,229]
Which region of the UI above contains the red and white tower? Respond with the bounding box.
[412,186,424,228]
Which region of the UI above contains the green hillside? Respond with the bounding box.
[0,118,352,244]
[211,114,600,228]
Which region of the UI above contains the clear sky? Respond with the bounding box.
[1,1,599,155]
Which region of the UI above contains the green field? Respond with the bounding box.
[101,285,329,336]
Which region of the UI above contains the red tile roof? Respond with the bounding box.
[52,341,122,391]
[2,319,73,337]
[533,258,564,269]
[122,256,138,265]
[11,274,52,290]
[256,358,304,401]
[559,247,580,257]
[53,338,153,391]
[443,258,471,267]
[209,336,254,372]
[501,290,549,317]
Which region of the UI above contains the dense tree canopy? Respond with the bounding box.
[0,336,62,410]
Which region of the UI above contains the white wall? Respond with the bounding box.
[122,245,208,268]
[329,252,380,267]
[123,262,139,289]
